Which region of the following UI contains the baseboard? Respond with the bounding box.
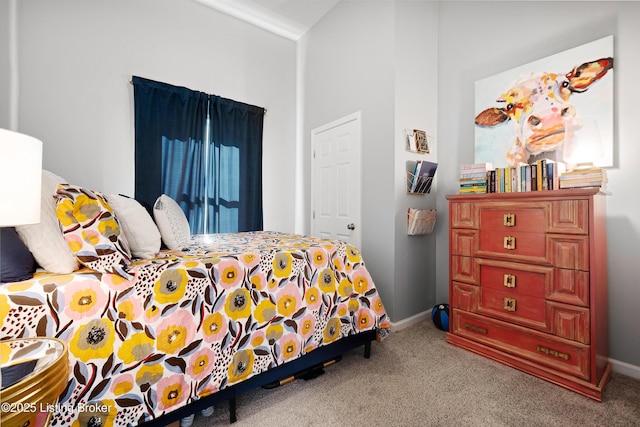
[610,358,640,380]
[390,310,429,332]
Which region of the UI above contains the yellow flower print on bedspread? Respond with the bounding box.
[255,299,276,324]
[188,348,216,381]
[154,269,187,304]
[118,332,154,364]
[276,282,302,317]
[70,318,116,362]
[110,374,135,396]
[64,279,108,320]
[218,259,244,289]
[0,295,8,329]
[157,374,189,411]
[202,312,229,342]
[228,349,255,384]
[156,310,195,354]
[278,333,301,362]
[225,288,252,320]
[272,252,293,278]
[0,231,391,427]
[323,317,341,344]
[318,268,336,294]
[135,363,164,387]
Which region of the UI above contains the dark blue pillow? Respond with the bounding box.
[1,227,36,283]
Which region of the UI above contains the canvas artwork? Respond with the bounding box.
[475,36,614,169]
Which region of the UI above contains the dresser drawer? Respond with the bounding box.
[452,309,590,381]
[450,229,478,257]
[478,259,551,299]
[451,281,480,312]
[451,284,590,341]
[480,288,547,329]
[451,202,476,228]
[478,229,547,262]
[479,204,546,232]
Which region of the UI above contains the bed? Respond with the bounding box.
[1,183,390,427]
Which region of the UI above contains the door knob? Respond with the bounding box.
[347,223,356,230]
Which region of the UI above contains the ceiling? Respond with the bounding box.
[192,0,341,40]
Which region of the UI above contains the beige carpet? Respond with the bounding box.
[190,320,640,427]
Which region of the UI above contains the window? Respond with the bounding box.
[132,76,264,234]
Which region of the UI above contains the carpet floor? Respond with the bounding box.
[190,320,640,427]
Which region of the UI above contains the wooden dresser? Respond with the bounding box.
[446,189,610,401]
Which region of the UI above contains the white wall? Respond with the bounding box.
[302,1,441,322]
[436,1,640,371]
[301,2,397,316]
[15,0,297,232]
[393,1,439,320]
[0,1,10,129]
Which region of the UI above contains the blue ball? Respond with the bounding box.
[431,303,449,331]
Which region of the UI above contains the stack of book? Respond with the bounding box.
[459,163,492,194]
[487,159,566,193]
[559,164,608,190]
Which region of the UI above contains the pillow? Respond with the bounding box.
[106,194,161,259]
[0,227,36,283]
[153,194,191,250]
[15,170,79,273]
[55,184,132,279]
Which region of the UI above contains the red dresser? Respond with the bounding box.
[446,188,610,401]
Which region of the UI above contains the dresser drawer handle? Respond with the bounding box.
[503,236,516,250]
[463,322,488,334]
[536,345,570,361]
[503,213,515,227]
[503,273,516,288]
[503,297,517,312]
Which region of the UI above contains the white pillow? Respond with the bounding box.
[15,170,79,273]
[153,194,191,250]
[106,194,161,259]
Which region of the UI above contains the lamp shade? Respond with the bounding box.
[0,128,43,226]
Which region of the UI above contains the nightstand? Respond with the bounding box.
[1,338,69,427]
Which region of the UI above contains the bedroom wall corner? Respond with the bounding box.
[393,0,440,321]
[301,1,397,319]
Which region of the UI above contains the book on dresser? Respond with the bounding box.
[445,189,610,401]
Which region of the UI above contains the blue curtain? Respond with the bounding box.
[209,96,264,233]
[133,76,264,234]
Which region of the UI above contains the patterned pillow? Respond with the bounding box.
[153,194,191,250]
[55,184,132,279]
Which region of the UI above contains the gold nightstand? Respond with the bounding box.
[1,338,69,427]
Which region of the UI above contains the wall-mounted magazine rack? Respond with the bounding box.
[406,160,437,194]
[405,129,432,154]
[407,208,436,235]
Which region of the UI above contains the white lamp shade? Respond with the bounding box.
[0,128,43,226]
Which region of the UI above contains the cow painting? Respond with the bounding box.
[475,57,613,166]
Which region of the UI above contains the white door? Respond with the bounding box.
[311,112,361,248]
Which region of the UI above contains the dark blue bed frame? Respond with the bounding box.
[141,330,376,426]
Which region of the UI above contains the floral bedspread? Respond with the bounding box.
[0,231,390,426]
